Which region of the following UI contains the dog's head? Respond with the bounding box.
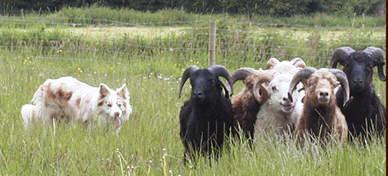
[97,83,132,130]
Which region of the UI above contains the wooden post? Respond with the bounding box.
[208,21,216,65]
[21,9,24,19]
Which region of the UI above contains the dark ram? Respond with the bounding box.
[178,65,237,162]
[331,47,386,138]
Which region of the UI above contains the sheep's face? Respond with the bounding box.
[306,71,338,106]
[243,74,258,90]
[190,70,221,104]
[266,74,295,114]
[342,52,373,93]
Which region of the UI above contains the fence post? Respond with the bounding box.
[21,9,24,19]
[208,21,216,65]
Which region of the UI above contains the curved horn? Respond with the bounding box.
[329,69,350,106]
[290,57,306,68]
[362,47,386,81]
[208,65,233,96]
[331,47,355,68]
[178,65,199,98]
[288,67,317,97]
[266,58,280,69]
[252,72,273,103]
[231,67,258,86]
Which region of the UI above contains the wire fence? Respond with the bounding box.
[0,15,386,28]
[0,16,385,67]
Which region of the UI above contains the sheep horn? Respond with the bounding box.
[266,58,280,69]
[252,72,273,103]
[329,69,350,106]
[331,47,355,68]
[288,67,317,101]
[208,65,233,96]
[231,67,258,86]
[362,47,386,81]
[290,57,306,68]
[178,65,199,98]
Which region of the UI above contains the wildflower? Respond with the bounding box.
[77,67,83,73]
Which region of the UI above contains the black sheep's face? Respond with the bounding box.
[342,52,373,93]
[190,70,221,104]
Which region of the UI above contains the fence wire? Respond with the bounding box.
[0,16,385,68]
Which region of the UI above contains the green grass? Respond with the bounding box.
[0,9,386,175]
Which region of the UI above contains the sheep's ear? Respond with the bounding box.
[117,84,129,99]
[219,81,230,99]
[266,58,280,69]
[291,57,306,68]
[253,81,269,103]
[99,83,110,98]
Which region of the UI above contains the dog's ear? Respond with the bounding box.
[99,83,110,98]
[117,84,129,99]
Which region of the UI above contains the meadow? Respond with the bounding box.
[0,7,386,175]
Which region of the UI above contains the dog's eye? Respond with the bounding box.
[107,103,112,107]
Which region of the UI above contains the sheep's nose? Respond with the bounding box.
[282,96,291,103]
[352,79,363,85]
[319,92,329,97]
[193,91,204,98]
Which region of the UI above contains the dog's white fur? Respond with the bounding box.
[21,76,132,132]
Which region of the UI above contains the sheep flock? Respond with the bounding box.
[178,46,386,162]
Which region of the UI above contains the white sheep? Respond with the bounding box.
[254,58,306,136]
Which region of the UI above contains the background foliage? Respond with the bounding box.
[1,0,385,16]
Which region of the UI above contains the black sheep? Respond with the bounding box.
[331,46,386,138]
[178,65,237,163]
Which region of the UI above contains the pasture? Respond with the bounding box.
[0,8,386,175]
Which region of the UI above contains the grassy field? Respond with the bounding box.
[0,8,386,175]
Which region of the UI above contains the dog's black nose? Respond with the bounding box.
[114,112,120,117]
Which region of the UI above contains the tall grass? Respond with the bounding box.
[0,47,385,175]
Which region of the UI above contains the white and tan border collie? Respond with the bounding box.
[21,76,132,132]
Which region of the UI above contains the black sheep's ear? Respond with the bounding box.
[208,65,233,96]
[219,81,230,99]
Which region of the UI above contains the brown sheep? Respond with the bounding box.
[231,68,274,142]
[288,68,350,144]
